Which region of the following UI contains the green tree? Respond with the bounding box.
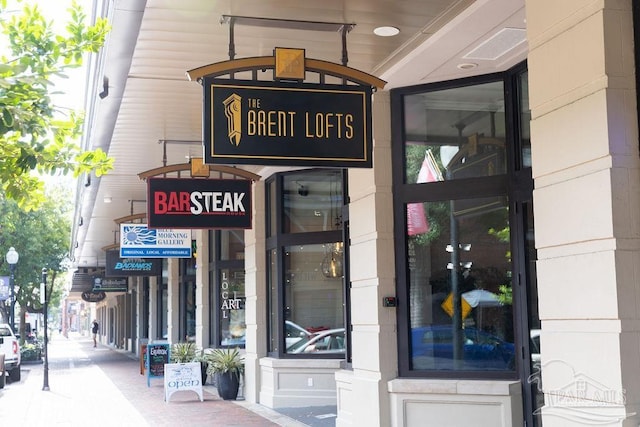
[0,183,71,341]
[0,0,112,209]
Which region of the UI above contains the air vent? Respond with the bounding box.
[463,28,526,61]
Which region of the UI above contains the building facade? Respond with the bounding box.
[70,1,640,426]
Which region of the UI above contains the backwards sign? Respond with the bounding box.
[203,78,372,168]
[147,178,252,229]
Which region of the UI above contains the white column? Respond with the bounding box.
[244,180,267,403]
[195,229,210,349]
[148,275,158,341]
[526,1,639,425]
[167,258,180,343]
[336,90,396,427]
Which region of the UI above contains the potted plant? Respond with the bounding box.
[193,348,209,385]
[205,347,244,400]
[170,342,196,363]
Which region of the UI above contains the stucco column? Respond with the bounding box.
[195,229,210,349]
[167,258,180,343]
[244,180,267,403]
[148,275,158,341]
[526,1,640,425]
[336,89,396,427]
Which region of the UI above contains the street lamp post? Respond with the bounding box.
[5,247,19,329]
[41,268,49,391]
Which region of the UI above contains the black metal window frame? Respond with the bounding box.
[208,230,246,348]
[265,168,351,359]
[391,62,533,381]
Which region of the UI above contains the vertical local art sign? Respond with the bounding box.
[203,78,373,168]
[147,178,252,229]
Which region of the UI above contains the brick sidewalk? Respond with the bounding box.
[0,333,305,427]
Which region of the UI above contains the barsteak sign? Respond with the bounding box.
[147,178,252,229]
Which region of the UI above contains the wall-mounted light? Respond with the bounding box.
[99,76,109,99]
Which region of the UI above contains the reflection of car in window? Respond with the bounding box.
[285,320,311,349]
[411,325,514,370]
[287,328,346,354]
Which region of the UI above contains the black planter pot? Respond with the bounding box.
[200,362,207,385]
[216,372,240,400]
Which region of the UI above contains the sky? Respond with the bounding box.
[3,0,96,186]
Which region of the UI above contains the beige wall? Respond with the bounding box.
[526,0,640,425]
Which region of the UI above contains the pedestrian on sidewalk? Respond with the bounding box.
[91,320,99,347]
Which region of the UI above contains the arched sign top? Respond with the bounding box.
[186,56,386,90]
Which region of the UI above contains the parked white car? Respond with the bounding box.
[287,328,346,354]
[0,323,21,386]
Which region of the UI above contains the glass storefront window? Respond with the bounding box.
[284,243,345,354]
[267,169,347,357]
[283,170,343,234]
[519,71,531,168]
[403,81,506,184]
[208,230,246,348]
[406,200,513,371]
[219,268,246,347]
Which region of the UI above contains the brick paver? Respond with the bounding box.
[0,333,305,427]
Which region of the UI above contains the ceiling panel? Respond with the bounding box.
[71,0,527,270]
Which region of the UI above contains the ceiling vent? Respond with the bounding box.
[463,27,526,61]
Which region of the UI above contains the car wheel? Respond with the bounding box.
[9,366,20,382]
[0,372,5,389]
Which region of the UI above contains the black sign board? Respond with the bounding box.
[105,249,162,277]
[81,291,106,303]
[146,343,170,387]
[92,277,128,292]
[147,178,252,229]
[203,78,373,168]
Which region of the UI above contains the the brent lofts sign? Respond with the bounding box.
[203,78,373,168]
[147,178,252,229]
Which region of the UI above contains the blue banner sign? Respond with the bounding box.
[120,224,192,258]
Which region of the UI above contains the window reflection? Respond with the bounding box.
[403,81,506,184]
[284,243,345,354]
[407,200,513,371]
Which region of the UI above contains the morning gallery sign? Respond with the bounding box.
[147,177,252,229]
[202,78,373,168]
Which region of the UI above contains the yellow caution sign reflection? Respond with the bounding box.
[441,292,473,319]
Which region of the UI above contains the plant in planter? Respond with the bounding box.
[205,347,244,400]
[170,341,196,363]
[193,348,209,385]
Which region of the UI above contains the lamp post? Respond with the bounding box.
[41,268,49,391]
[5,247,19,329]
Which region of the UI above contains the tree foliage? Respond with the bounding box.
[0,0,112,209]
[0,184,71,338]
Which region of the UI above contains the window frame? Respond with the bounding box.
[391,64,532,380]
[266,168,350,359]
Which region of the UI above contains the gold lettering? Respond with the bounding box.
[248,110,256,135]
[345,114,353,139]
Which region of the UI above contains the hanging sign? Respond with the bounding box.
[147,178,252,229]
[81,291,106,303]
[120,224,192,258]
[92,277,128,293]
[203,78,373,168]
[105,249,162,277]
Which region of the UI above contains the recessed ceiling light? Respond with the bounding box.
[374,26,399,37]
[457,62,478,70]
[104,196,112,203]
